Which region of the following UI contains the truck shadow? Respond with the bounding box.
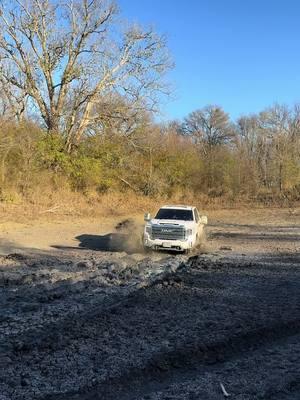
[77,233,139,252]
[52,233,185,256]
[53,233,143,254]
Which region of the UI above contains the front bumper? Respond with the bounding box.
[143,235,193,251]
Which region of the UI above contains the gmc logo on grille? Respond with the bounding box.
[161,229,172,233]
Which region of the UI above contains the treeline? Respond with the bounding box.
[0,102,299,206]
[0,0,299,208]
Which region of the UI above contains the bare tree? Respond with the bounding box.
[0,0,171,151]
[236,105,300,196]
[258,105,297,192]
[182,105,234,152]
[180,105,235,190]
[0,75,27,120]
[88,93,153,141]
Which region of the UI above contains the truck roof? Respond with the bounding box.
[161,205,194,210]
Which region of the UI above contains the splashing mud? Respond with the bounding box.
[114,218,144,254]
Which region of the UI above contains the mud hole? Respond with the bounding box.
[0,216,299,399]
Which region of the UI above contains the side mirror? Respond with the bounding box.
[144,212,151,222]
[201,215,208,225]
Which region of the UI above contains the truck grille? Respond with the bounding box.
[152,225,185,240]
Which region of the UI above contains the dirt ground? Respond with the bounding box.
[0,208,299,399]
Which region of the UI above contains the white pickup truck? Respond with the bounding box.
[143,205,208,252]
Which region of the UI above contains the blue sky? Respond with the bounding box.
[118,0,300,121]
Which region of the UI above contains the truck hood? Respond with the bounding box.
[150,219,194,228]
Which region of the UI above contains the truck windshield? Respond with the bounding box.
[155,209,194,221]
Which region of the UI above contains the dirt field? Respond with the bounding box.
[0,208,299,399]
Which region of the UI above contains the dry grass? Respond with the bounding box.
[0,187,299,224]
[0,189,158,223]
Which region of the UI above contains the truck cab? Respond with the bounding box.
[143,205,207,252]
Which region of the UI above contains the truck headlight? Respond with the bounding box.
[186,229,193,237]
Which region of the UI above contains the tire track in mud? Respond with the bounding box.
[263,379,300,400]
[42,258,300,400]
[0,256,186,355]
[43,317,300,400]
[1,254,299,400]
